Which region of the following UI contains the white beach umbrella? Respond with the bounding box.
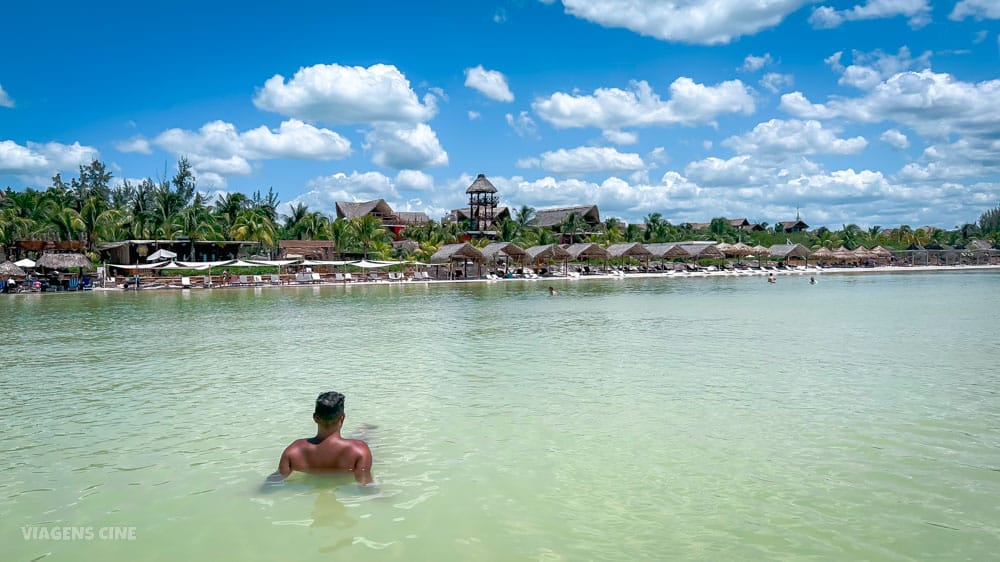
[14,258,36,268]
[147,249,177,261]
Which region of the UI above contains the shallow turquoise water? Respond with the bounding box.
[2,271,1000,561]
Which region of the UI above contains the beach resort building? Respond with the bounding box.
[335,199,431,238]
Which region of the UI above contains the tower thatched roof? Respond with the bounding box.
[466,174,498,194]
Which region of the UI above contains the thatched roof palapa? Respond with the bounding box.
[683,244,724,259]
[563,243,611,261]
[429,243,485,264]
[606,243,653,258]
[0,261,27,276]
[524,244,570,262]
[530,205,601,228]
[642,243,680,259]
[35,253,94,270]
[811,247,835,259]
[480,242,527,262]
[466,173,498,193]
[871,245,894,257]
[769,244,811,259]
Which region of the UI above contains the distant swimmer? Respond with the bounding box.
[810,277,817,285]
[767,274,776,284]
[271,391,373,484]
[548,286,558,295]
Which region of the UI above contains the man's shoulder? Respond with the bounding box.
[283,438,312,452]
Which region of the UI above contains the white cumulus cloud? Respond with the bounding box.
[395,169,435,191]
[602,129,639,145]
[464,65,514,102]
[114,136,152,154]
[829,47,932,90]
[364,123,448,170]
[880,129,910,149]
[810,0,931,29]
[0,140,98,176]
[742,53,773,72]
[558,0,810,45]
[723,119,868,157]
[760,73,794,93]
[253,63,437,124]
[523,146,647,174]
[533,78,755,130]
[950,0,1000,20]
[153,119,351,180]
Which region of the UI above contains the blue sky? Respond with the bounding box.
[2,0,999,228]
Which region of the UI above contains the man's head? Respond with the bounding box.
[313,391,345,427]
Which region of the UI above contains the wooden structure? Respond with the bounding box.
[429,243,486,279]
[466,174,500,232]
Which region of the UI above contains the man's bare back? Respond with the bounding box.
[279,434,372,484]
[272,391,373,485]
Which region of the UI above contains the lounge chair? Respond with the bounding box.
[270,274,281,285]
[334,273,345,282]
[344,273,353,282]
[237,275,249,286]
[311,272,322,283]
[295,272,310,284]
[181,276,192,288]
[253,275,264,286]
[368,272,379,282]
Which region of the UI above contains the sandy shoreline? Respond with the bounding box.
[76,263,1000,292]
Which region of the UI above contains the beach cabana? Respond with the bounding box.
[810,247,835,266]
[36,253,94,270]
[429,243,486,279]
[769,244,811,266]
[563,243,611,261]
[686,244,724,260]
[562,243,611,274]
[524,244,570,275]
[606,243,652,271]
[0,261,26,278]
[480,242,526,274]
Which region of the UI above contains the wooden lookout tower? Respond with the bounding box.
[466,173,499,232]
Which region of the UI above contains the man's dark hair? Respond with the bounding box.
[314,391,345,421]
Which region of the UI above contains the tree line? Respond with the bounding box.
[2,158,999,263]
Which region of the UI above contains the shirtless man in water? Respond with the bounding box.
[274,391,373,484]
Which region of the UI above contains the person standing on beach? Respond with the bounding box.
[272,391,373,484]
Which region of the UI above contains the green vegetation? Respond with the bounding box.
[2,158,998,266]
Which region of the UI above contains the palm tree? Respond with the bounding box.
[323,217,352,257]
[283,202,310,239]
[514,205,536,230]
[49,207,86,242]
[349,214,389,258]
[230,208,277,255]
[561,212,588,244]
[497,219,520,242]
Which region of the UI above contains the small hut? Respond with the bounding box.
[480,242,526,274]
[811,247,834,264]
[36,253,94,270]
[563,243,611,262]
[769,244,811,266]
[606,243,653,271]
[524,244,571,274]
[429,243,486,279]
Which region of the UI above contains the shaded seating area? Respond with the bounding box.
[480,242,527,276]
[606,243,653,272]
[429,243,486,279]
[523,244,570,276]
